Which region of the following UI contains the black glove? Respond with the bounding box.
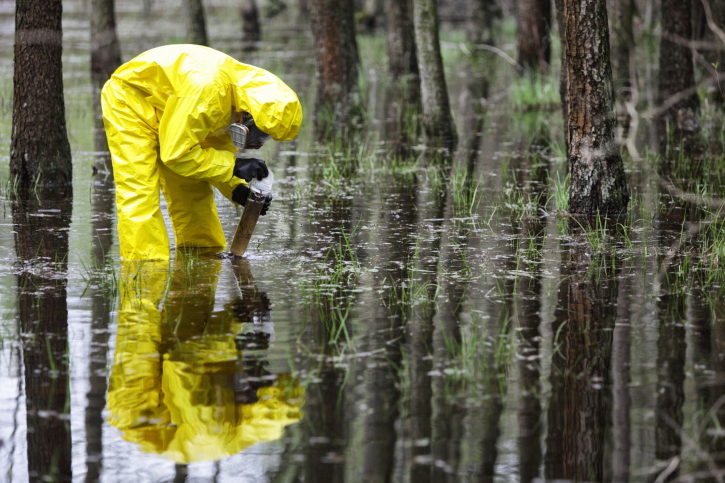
[232,184,251,205]
[232,184,273,216]
[233,157,268,182]
[260,193,273,216]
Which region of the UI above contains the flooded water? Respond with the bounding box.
[1,1,725,481]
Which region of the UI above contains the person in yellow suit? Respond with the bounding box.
[101,44,303,260]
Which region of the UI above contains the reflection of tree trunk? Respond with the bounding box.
[517,0,551,73]
[545,243,618,481]
[563,0,629,214]
[358,302,402,481]
[412,0,458,149]
[11,0,72,192]
[183,0,208,45]
[13,192,73,482]
[431,255,466,480]
[309,0,360,133]
[658,0,699,117]
[653,291,687,473]
[241,0,261,45]
[689,280,718,477]
[304,368,346,482]
[85,167,115,482]
[396,181,448,481]
[514,222,545,483]
[611,272,632,483]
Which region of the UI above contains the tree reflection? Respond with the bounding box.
[545,233,619,481]
[13,191,73,482]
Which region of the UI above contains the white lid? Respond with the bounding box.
[250,170,274,195]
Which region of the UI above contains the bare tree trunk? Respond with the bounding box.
[91,0,121,169]
[658,0,699,117]
[412,0,458,148]
[385,0,419,80]
[517,0,552,73]
[11,0,72,194]
[608,0,635,101]
[241,0,261,44]
[309,0,360,132]
[466,0,499,45]
[183,0,208,46]
[563,0,629,214]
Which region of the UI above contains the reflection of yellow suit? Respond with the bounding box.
[108,258,303,464]
[101,44,303,260]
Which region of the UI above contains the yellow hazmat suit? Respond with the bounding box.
[108,255,304,463]
[101,45,303,260]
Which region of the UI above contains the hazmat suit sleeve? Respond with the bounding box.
[158,92,237,185]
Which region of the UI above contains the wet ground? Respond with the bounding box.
[1,1,725,481]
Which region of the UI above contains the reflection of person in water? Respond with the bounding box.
[107,253,303,463]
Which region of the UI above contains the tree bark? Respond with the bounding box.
[309,0,360,132]
[241,0,261,44]
[385,0,419,80]
[412,0,458,148]
[608,0,635,100]
[11,0,72,193]
[517,0,552,73]
[563,0,629,214]
[183,0,208,46]
[91,0,121,166]
[658,0,699,117]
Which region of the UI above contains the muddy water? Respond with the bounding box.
[1,1,725,481]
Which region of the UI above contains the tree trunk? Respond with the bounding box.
[91,0,121,167]
[241,0,261,44]
[608,0,635,100]
[183,0,208,46]
[412,0,458,148]
[309,0,360,132]
[385,0,419,79]
[11,0,72,193]
[466,0,499,45]
[563,0,629,214]
[658,0,699,117]
[517,0,552,73]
